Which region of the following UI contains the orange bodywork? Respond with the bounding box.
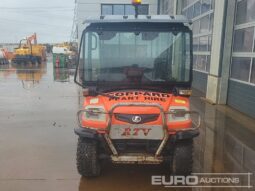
[81,91,192,135]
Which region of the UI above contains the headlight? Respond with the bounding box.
[168,106,190,122]
[83,105,106,122]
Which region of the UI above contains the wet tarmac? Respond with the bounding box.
[0,57,254,191]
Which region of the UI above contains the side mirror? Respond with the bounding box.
[173,87,192,97]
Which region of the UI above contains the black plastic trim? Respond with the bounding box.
[74,128,98,139]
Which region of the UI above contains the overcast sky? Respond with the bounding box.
[0,0,74,43]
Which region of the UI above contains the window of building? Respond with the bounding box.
[193,37,199,51]
[182,9,187,17]
[187,6,193,19]
[235,0,255,25]
[181,0,214,73]
[124,5,135,15]
[101,4,149,15]
[231,57,251,82]
[196,55,207,71]
[200,15,210,33]
[138,5,149,15]
[102,5,113,15]
[199,36,208,51]
[113,5,125,15]
[193,20,200,34]
[233,27,254,52]
[160,0,169,14]
[231,0,255,85]
[182,0,188,8]
[201,0,211,14]
[193,1,201,18]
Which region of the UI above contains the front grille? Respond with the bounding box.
[112,139,161,154]
[114,113,159,124]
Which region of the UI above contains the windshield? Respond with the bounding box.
[76,24,192,88]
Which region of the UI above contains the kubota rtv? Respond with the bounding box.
[74,13,200,177]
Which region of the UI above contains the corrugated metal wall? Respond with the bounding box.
[192,70,208,95]
[227,80,255,118]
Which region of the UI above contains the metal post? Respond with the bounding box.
[134,4,139,18]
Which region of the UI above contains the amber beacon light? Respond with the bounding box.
[132,0,142,5]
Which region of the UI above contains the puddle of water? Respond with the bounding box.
[0,57,254,191]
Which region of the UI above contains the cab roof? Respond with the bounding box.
[83,15,191,26]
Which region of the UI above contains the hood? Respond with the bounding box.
[84,90,190,113]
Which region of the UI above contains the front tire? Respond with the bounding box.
[76,137,101,177]
[172,139,193,175]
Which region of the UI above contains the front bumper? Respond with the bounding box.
[75,102,200,164]
[74,127,199,141]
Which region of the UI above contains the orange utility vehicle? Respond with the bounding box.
[74,3,200,177]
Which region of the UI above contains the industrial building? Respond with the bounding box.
[159,0,255,118]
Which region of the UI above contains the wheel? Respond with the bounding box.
[76,137,101,177]
[172,139,193,175]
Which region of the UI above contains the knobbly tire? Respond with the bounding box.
[172,139,193,175]
[76,137,101,177]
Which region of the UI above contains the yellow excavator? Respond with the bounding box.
[12,33,46,64]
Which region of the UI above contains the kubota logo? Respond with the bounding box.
[132,116,142,123]
[121,127,152,136]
